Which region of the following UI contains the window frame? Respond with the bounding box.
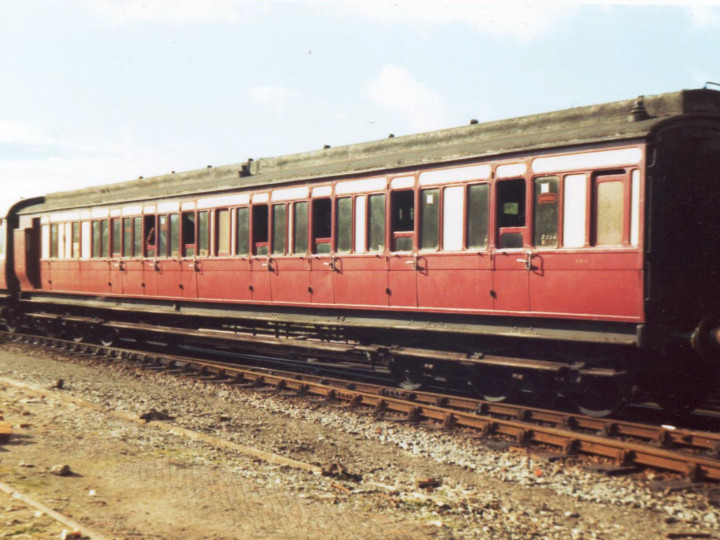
[592,170,632,247]
[390,190,416,252]
[494,177,528,250]
[215,208,231,256]
[251,204,269,256]
[311,198,333,255]
[272,203,288,256]
[336,196,354,254]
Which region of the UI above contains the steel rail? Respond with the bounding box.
[2,330,720,481]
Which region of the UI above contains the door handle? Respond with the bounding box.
[260,257,273,271]
[404,254,420,271]
[516,251,533,270]
[322,256,338,271]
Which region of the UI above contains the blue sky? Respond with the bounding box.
[1,1,719,214]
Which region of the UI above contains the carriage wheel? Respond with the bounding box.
[569,377,627,417]
[68,323,87,343]
[98,327,119,347]
[469,368,519,403]
[388,358,427,390]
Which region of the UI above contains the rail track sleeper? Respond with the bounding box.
[5,331,720,481]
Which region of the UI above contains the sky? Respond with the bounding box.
[1,0,719,215]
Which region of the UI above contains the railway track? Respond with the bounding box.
[2,329,720,482]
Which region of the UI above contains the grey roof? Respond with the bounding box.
[18,88,720,216]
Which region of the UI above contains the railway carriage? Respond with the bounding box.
[2,89,720,416]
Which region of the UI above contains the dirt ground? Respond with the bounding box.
[0,342,718,539]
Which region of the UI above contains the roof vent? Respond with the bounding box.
[469,119,479,125]
[323,145,331,149]
[239,158,253,178]
[629,95,650,122]
[388,133,395,138]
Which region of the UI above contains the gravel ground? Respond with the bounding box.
[0,340,718,539]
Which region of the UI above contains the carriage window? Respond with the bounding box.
[252,205,269,255]
[272,204,286,255]
[181,212,196,257]
[368,193,386,252]
[496,179,526,248]
[443,186,464,251]
[215,209,230,255]
[563,174,587,248]
[467,183,489,249]
[533,176,559,248]
[236,207,249,255]
[158,215,168,257]
[71,222,80,258]
[391,191,414,251]
[92,221,101,258]
[111,218,122,257]
[50,224,59,258]
[101,220,110,258]
[144,215,156,258]
[122,218,133,257]
[293,201,308,255]
[133,217,142,256]
[169,214,180,257]
[197,211,209,257]
[336,197,352,253]
[594,180,624,246]
[312,198,332,254]
[420,188,439,250]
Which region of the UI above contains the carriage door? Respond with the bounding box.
[309,198,335,305]
[387,189,418,307]
[492,178,530,312]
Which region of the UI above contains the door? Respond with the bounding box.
[387,190,417,308]
[492,178,530,312]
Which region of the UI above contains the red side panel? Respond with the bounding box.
[179,258,198,298]
[14,228,39,290]
[333,255,388,307]
[388,255,416,308]
[529,250,643,318]
[269,257,310,304]
[309,257,333,305]
[417,253,493,310]
[156,260,182,298]
[196,258,251,301]
[121,260,145,296]
[48,261,81,291]
[492,251,530,312]
[250,258,271,302]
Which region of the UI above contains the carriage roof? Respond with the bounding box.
[18,88,720,216]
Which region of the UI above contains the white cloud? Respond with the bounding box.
[87,0,250,26]
[87,0,574,38]
[250,86,302,117]
[335,0,576,40]
[367,65,450,132]
[685,5,720,28]
[0,121,50,145]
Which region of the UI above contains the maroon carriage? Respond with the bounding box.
[3,89,720,416]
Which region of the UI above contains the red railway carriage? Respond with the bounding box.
[3,89,720,416]
[0,217,7,295]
